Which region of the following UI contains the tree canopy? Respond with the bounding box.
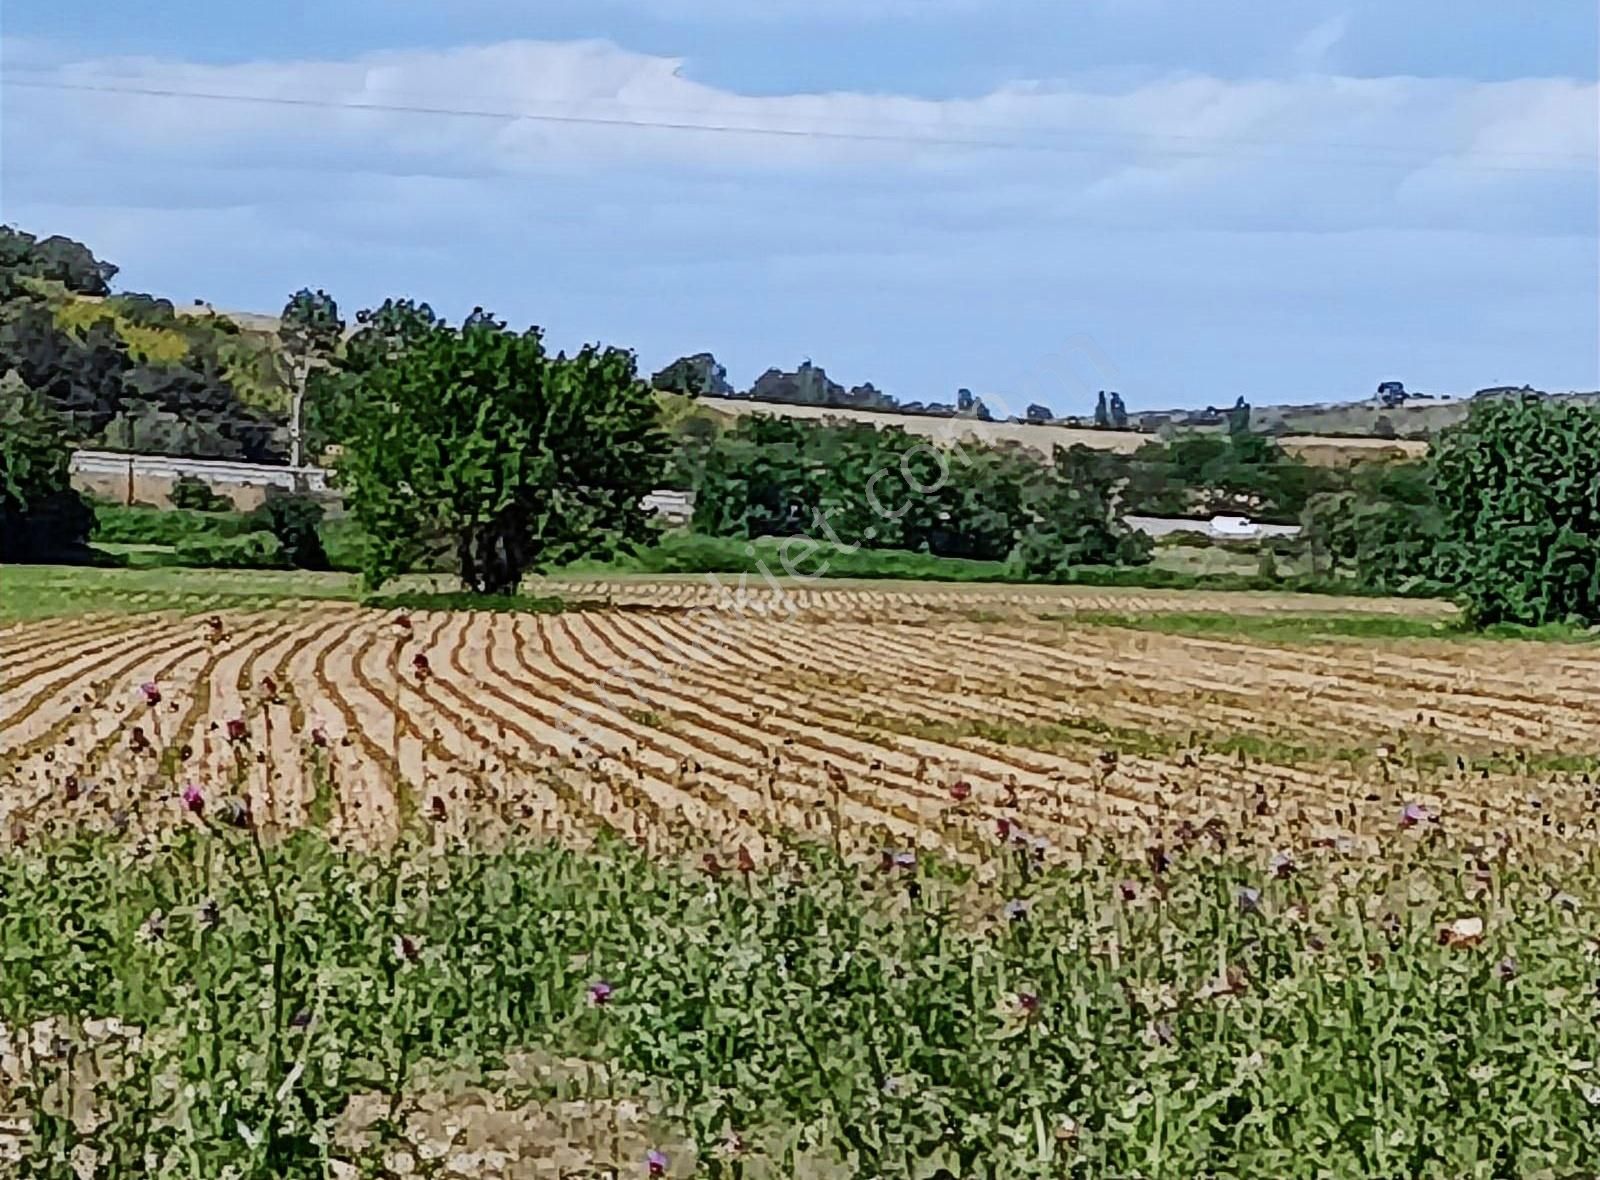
[339,306,669,593]
[1431,394,1600,626]
[0,371,93,561]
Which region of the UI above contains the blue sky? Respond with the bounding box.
[3,0,1596,413]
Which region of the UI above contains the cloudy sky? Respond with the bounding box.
[3,0,1596,413]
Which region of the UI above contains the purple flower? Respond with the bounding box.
[1003,898,1031,922]
[588,980,614,1006]
[892,850,916,870]
[646,1149,669,1177]
[1269,851,1296,879]
[139,681,161,707]
[1015,991,1041,1017]
[181,784,204,817]
[393,933,423,964]
[225,717,249,744]
[1496,957,1519,981]
[1237,886,1262,913]
[1400,802,1434,829]
[1118,879,1140,902]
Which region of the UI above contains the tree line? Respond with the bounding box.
[3,225,1594,627]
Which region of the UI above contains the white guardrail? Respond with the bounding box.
[70,450,331,494]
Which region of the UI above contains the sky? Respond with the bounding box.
[2,0,1596,414]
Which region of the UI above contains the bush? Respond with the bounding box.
[1,372,93,562]
[1432,395,1600,626]
[245,493,329,569]
[173,530,286,569]
[168,474,234,512]
[92,503,248,546]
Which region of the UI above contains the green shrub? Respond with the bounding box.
[245,492,329,569]
[1432,395,1600,627]
[168,474,234,512]
[92,504,247,546]
[173,529,286,569]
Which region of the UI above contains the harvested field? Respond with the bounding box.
[3,589,1593,859]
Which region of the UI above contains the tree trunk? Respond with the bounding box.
[288,355,308,473]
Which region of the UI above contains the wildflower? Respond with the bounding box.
[948,780,972,802]
[646,1149,669,1177]
[63,775,80,802]
[224,798,253,829]
[1400,801,1434,829]
[1237,886,1262,914]
[1118,879,1139,902]
[181,784,205,817]
[1146,843,1171,874]
[737,846,756,874]
[136,911,167,945]
[393,933,423,964]
[702,852,724,877]
[1269,851,1296,879]
[1438,916,1484,948]
[1496,957,1519,981]
[716,1131,748,1158]
[892,849,916,870]
[225,717,248,743]
[289,1008,313,1029]
[412,653,431,681]
[1015,991,1040,1017]
[587,980,614,1006]
[310,721,330,749]
[996,818,1013,841]
[1148,1019,1176,1047]
[1003,898,1031,922]
[139,681,161,707]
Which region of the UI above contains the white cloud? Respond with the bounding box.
[3,38,1594,400]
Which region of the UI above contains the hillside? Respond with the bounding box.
[692,396,1429,465]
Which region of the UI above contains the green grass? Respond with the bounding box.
[0,563,358,620]
[3,825,1594,1178]
[1066,610,1598,645]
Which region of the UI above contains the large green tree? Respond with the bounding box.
[340,306,668,594]
[1431,394,1600,626]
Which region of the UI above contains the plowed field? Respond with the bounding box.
[3,591,1595,858]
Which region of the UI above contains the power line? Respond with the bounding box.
[5,74,1594,174]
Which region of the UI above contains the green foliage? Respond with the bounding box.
[92,503,248,546]
[1298,461,1445,593]
[651,351,731,396]
[173,529,287,569]
[0,371,94,561]
[0,225,118,296]
[245,493,329,570]
[1122,432,1344,523]
[1014,445,1153,580]
[691,416,1041,562]
[1431,394,1600,626]
[340,305,669,594]
[168,473,235,512]
[2,829,1595,1178]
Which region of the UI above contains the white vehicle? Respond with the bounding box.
[1208,514,1260,539]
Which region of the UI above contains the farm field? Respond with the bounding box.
[1,581,1592,856]
[3,577,1598,1177]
